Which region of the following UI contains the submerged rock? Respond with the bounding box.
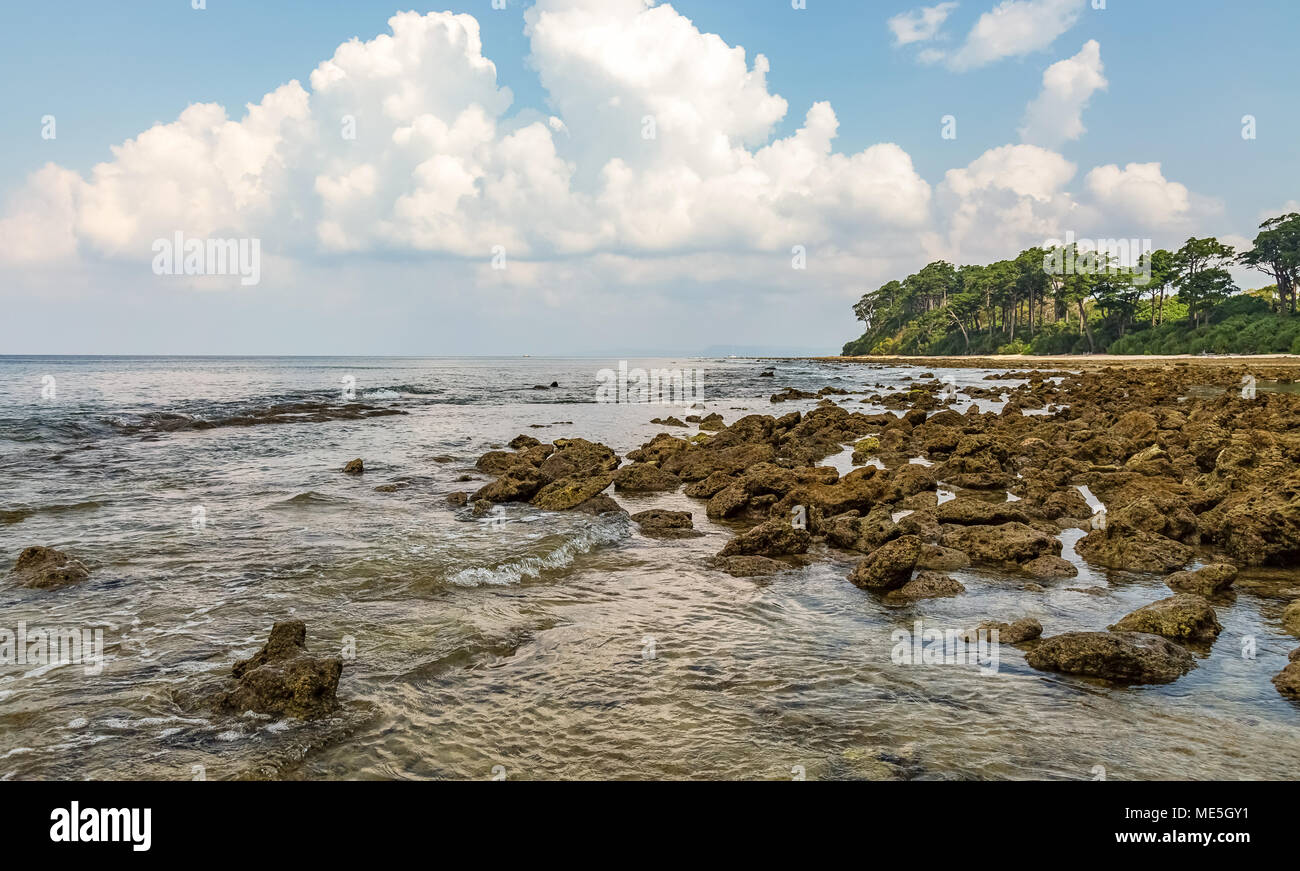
[8,546,90,589]
[216,621,342,719]
[709,555,790,577]
[1109,594,1223,644]
[1025,631,1196,685]
[964,618,1042,644]
[342,458,364,475]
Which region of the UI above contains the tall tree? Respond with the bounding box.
[1239,213,1300,316]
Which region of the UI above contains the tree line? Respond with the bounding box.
[842,212,1300,357]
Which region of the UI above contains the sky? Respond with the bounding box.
[1,0,1296,355]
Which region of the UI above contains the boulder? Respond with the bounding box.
[612,463,681,492]
[1109,594,1223,644]
[1074,527,1192,573]
[940,522,1060,566]
[630,509,700,538]
[935,497,1031,526]
[216,621,342,719]
[531,474,614,510]
[1021,554,1078,578]
[473,467,547,503]
[718,519,811,558]
[1164,564,1237,596]
[8,546,90,589]
[508,434,541,450]
[885,571,964,602]
[1283,600,1300,637]
[1025,631,1196,685]
[1273,659,1300,700]
[918,544,970,571]
[342,458,364,474]
[848,535,922,591]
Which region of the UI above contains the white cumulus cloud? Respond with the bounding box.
[1019,40,1108,148]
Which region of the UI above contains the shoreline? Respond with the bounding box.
[794,353,1300,376]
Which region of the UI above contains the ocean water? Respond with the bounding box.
[1,356,1297,780]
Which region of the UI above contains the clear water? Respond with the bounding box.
[1,356,1297,780]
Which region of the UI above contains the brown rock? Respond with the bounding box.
[217,621,342,719]
[9,546,90,589]
[1109,594,1223,644]
[848,535,923,591]
[1025,631,1196,685]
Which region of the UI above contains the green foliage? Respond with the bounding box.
[841,216,1300,356]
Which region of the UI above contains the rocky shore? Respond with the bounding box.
[454,360,1300,693]
[10,358,1300,723]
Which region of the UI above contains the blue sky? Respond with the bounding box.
[1,0,1297,354]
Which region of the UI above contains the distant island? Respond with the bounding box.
[841,213,1300,357]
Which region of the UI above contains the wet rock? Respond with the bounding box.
[718,519,811,558]
[935,496,1031,526]
[848,535,922,591]
[708,555,789,577]
[539,438,619,481]
[918,544,970,571]
[1164,564,1237,597]
[698,413,726,431]
[885,570,964,602]
[216,621,342,719]
[1074,527,1192,573]
[1273,659,1300,699]
[473,467,547,503]
[824,506,898,552]
[626,433,692,466]
[940,522,1060,566]
[1109,594,1222,644]
[612,463,681,493]
[1021,555,1078,578]
[964,618,1042,645]
[572,494,626,515]
[1041,489,1092,520]
[630,509,700,538]
[471,499,493,517]
[342,458,364,475]
[8,545,90,589]
[1025,631,1196,685]
[531,474,614,510]
[446,491,469,507]
[1283,600,1300,637]
[651,416,687,427]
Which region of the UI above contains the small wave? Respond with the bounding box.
[271,491,354,508]
[0,500,105,525]
[445,521,627,587]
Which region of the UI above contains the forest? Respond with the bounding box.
[841,213,1300,356]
